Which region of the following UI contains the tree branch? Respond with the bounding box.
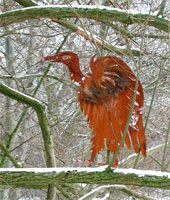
[0,168,169,190]
[0,82,56,168]
[12,0,141,56]
[0,140,21,168]
[0,5,169,32]
[157,0,167,17]
[14,0,37,7]
[79,185,158,200]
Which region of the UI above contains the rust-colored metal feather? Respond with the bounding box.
[42,52,146,166]
[79,55,146,165]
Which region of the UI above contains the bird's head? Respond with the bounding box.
[41,52,78,66]
[41,52,84,83]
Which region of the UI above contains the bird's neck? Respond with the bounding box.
[66,62,84,84]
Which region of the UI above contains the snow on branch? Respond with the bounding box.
[0,5,169,33]
[0,167,169,190]
[79,185,158,200]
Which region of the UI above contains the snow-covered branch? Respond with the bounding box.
[0,5,169,33]
[0,167,169,190]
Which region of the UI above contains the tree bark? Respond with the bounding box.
[0,82,57,199]
[0,168,169,190]
[0,5,169,33]
[0,83,56,168]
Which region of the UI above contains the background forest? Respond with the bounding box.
[0,0,170,199]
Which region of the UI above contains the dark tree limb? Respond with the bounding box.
[14,0,37,7]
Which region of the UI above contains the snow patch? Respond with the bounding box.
[114,168,170,178]
[0,167,169,179]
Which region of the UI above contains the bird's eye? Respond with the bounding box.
[62,55,71,60]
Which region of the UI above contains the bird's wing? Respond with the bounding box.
[78,56,146,166]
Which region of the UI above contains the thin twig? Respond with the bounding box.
[79,185,158,200]
[161,121,170,171]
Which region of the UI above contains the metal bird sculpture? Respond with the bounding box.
[42,52,146,166]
